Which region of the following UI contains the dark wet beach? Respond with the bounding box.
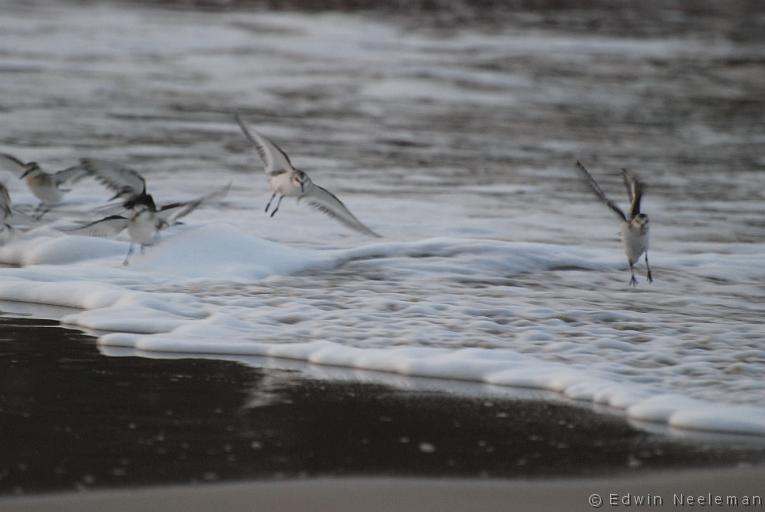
[1,317,763,496]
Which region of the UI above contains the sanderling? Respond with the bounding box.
[0,153,87,215]
[70,205,166,265]
[575,161,653,286]
[235,114,381,238]
[70,159,229,265]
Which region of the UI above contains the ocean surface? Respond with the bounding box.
[0,0,764,435]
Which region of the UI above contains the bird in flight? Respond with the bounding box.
[0,153,88,216]
[235,114,380,238]
[68,159,229,265]
[575,161,653,286]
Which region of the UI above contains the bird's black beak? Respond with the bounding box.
[20,169,32,179]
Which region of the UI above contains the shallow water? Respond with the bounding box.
[0,1,764,434]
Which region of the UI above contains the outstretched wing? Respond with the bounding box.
[0,153,29,176]
[574,161,626,222]
[300,184,381,238]
[234,114,294,175]
[53,163,89,187]
[62,215,129,238]
[157,182,231,226]
[622,168,644,219]
[81,159,147,198]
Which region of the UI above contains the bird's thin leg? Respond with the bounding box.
[140,244,146,255]
[645,252,653,283]
[123,244,134,266]
[34,204,49,221]
[269,195,285,218]
[264,193,277,213]
[628,263,638,287]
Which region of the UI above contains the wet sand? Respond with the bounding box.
[1,316,764,501]
[1,468,764,512]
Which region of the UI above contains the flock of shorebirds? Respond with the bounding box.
[0,114,653,286]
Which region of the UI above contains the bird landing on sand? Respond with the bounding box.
[66,159,229,265]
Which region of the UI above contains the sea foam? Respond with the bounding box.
[0,224,763,436]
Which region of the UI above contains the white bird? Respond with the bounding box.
[235,114,380,238]
[69,206,165,265]
[575,161,653,286]
[67,159,229,265]
[0,153,87,215]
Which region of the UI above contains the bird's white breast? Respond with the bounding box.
[621,222,649,265]
[268,172,301,196]
[128,211,158,244]
[26,175,64,205]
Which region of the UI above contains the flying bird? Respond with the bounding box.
[69,159,229,265]
[575,161,653,286]
[0,153,88,215]
[235,114,380,238]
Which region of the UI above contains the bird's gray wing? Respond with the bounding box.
[53,163,89,187]
[300,184,381,238]
[9,208,37,226]
[575,161,627,222]
[0,153,29,176]
[157,182,231,226]
[62,215,129,238]
[621,168,634,205]
[0,183,12,219]
[90,201,129,218]
[235,114,294,174]
[80,159,147,196]
[622,168,644,219]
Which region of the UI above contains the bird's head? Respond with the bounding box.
[19,162,41,179]
[634,213,649,226]
[131,203,153,219]
[292,170,311,194]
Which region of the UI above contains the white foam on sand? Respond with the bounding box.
[0,223,763,436]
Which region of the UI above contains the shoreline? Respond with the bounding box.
[3,300,765,441]
[2,316,764,497]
